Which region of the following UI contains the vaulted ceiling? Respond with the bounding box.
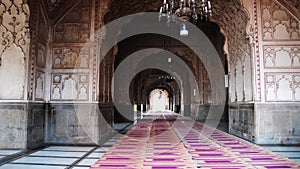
[43,0,299,25]
[277,0,300,19]
[42,0,79,24]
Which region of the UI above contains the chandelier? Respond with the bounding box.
[158,75,176,82]
[159,0,212,36]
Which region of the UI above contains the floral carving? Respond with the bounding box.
[0,0,30,61]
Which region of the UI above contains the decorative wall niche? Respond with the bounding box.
[52,46,89,69]
[35,71,45,100]
[230,64,236,102]
[0,45,25,99]
[0,0,30,100]
[244,56,253,101]
[37,43,47,68]
[261,0,300,41]
[265,73,300,101]
[51,74,89,101]
[264,46,300,68]
[236,60,244,102]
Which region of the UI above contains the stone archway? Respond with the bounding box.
[101,0,252,103]
[100,0,252,128]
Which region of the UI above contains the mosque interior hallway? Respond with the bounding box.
[1,113,300,169]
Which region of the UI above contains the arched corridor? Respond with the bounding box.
[0,0,300,168]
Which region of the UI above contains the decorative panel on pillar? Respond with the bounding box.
[50,0,93,102]
[51,74,89,101]
[264,46,300,68]
[35,71,45,100]
[52,46,90,69]
[265,73,300,102]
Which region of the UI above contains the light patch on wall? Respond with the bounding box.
[275,50,291,67]
[62,77,78,100]
[295,87,300,101]
[277,77,293,100]
[244,56,253,101]
[78,85,88,100]
[292,56,300,67]
[266,85,276,101]
[0,45,25,99]
[52,86,61,100]
[273,24,289,39]
[35,73,45,100]
[236,60,243,102]
[229,64,236,102]
[272,10,289,21]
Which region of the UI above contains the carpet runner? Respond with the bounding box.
[90,113,300,169]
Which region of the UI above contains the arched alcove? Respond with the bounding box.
[0,45,26,99]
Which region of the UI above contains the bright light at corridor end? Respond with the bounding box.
[75,12,226,145]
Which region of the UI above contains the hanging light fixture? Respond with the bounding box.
[159,0,212,36]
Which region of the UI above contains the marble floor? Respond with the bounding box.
[0,150,22,159]
[0,123,130,169]
[263,145,300,164]
[0,137,119,169]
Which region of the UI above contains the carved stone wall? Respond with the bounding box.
[170,47,212,104]
[229,103,255,142]
[0,0,30,100]
[264,46,300,68]
[0,102,45,149]
[50,0,93,101]
[27,103,46,149]
[46,104,96,144]
[265,73,300,101]
[240,0,300,144]
[52,46,90,69]
[51,74,89,101]
[260,0,300,102]
[212,0,252,103]
[44,0,115,145]
[0,103,27,149]
[255,103,300,144]
[28,0,49,101]
[261,0,299,41]
[53,0,91,43]
[46,103,114,145]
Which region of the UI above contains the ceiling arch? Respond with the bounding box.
[276,0,300,20]
[103,0,251,65]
